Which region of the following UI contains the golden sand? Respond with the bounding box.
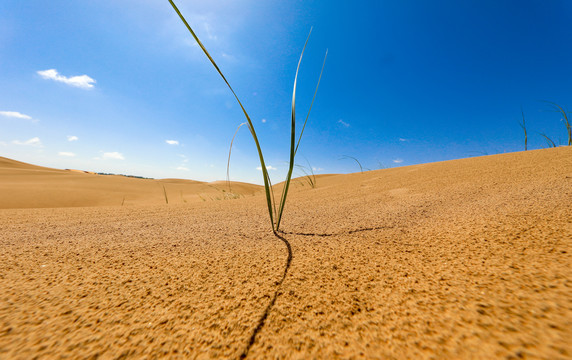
[1,148,571,358]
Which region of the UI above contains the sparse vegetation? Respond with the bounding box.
[162,185,169,204]
[543,101,571,146]
[539,132,557,148]
[340,155,364,173]
[169,0,327,232]
[295,159,317,188]
[97,172,153,179]
[519,107,527,151]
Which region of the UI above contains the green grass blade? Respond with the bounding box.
[275,28,312,231]
[341,155,364,173]
[539,132,556,148]
[227,122,248,192]
[304,158,316,188]
[519,106,527,151]
[541,101,571,146]
[169,0,275,230]
[295,49,328,155]
[342,155,363,173]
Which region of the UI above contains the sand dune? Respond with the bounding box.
[0,157,263,209]
[0,148,571,359]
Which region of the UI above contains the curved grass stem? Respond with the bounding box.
[169,1,325,232]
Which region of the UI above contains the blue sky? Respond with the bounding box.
[1,1,571,183]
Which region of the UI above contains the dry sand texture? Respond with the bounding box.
[0,147,571,359]
[0,157,262,209]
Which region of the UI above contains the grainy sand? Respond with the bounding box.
[1,148,571,359]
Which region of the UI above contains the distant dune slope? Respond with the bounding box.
[0,157,263,208]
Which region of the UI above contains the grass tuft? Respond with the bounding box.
[169,0,326,232]
[295,159,317,189]
[539,132,557,148]
[162,185,169,204]
[340,155,364,173]
[519,106,527,151]
[542,101,571,146]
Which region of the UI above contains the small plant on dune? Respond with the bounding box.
[295,159,317,188]
[340,155,365,173]
[519,107,528,151]
[543,101,571,146]
[162,185,169,204]
[539,132,557,148]
[169,1,327,233]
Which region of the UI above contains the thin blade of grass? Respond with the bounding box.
[305,158,316,188]
[341,155,364,173]
[162,185,169,204]
[227,122,248,192]
[541,101,571,146]
[295,49,328,155]
[275,28,312,231]
[519,106,527,151]
[539,133,556,148]
[169,0,276,230]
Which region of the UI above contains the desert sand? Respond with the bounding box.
[0,147,571,359]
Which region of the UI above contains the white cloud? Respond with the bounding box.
[393,159,404,164]
[0,111,33,120]
[58,152,75,157]
[67,135,79,142]
[256,165,277,171]
[399,138,408,142]
[166,140,179,145]
[261,118,267,123]
[13,137,42,147]
[338,119,350,128]
[202,21,217,41]
[37,69,96,89]
[176,166,189,171]
[312,167,324,172]
[103,152,124,160]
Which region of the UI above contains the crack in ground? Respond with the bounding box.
[238,225,395,358]
[282,225,395,237]
[239,231,292,359]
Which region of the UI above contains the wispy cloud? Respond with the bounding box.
[67,135,79,142]
[176,166,189,171]
[0,111,34,121]
[103,152,124,160]
[261,118,267,123]
[58,152,75,157]
[399,138,408,142]
[166,140,179,145]
[338,119,350,128]
[37,69,96,89]
[393,158,403,164]
[13,137,42,147]
[256,165,277,171]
